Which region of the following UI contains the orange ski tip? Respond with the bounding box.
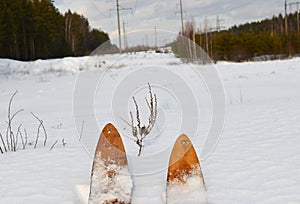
[103,122,116,129]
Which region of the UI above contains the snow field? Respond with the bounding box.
[0,52,300,203]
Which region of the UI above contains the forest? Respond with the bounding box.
[195,13,300,61]
[0,0,111,61]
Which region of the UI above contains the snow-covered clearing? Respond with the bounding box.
[0,52,299,203]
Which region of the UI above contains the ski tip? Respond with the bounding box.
[99,123,126,152]
[168,134,201,183]
[170,134,199,165]
[103,123,117,132]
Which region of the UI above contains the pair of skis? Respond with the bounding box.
[88,123,207,204]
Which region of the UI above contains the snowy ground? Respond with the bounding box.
[0,52,300,203]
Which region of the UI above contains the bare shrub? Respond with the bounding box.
[129,83,157,156]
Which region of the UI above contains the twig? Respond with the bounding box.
[49,140,58,151]
[132,97,141,129]
[31,112,47,147]
[18,125,26,150]
[0,134,3,153]
[145,97,151,110]
[129,83,158,156]
[79,120,84,141]
[11,132,16,151]
[120,117,131,127]
[34,122,42,149]
[62,138,67,147]
[11,109,24,121]
[6,90,18,151]
[15,124,22,150]
[0,133,7,152]
[24,128,28,148]
[5,90,24,152]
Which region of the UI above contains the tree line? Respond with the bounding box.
[196,13,300,61]
[0,0,111,61]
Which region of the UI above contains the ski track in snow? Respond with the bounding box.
[0,52,300,203]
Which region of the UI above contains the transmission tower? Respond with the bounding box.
[216,16,225,32]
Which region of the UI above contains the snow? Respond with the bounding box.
[89,154,132,204]
[166,166,208,204]
[166,176,207,204]
[0,52,300,203]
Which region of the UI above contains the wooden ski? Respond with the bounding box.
[166,134,208,204]
[88,123,132,204]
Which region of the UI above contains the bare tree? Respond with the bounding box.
[129,83,157,156]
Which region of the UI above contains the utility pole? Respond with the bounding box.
[179,0,184,35]
[154,26,158,49]
[110,0,132,53]
[116,0,121,52]
[175,0,185,35]
[123,21,128,50]
[204,17,209,56]
[289,1,300,33]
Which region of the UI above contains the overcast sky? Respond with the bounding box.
[53,0,286,46]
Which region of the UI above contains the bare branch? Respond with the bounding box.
[11,132,16,152]
[34,122,42,149]
[120,117,131,127]
[0,133,7,152]
[130,112,138,138]
[49,140,58,151]
[128,83,158,156]
[18,125,26,150]
[11,109,24,121]
[15,124,22,150]
[79,121,84,141]
[132,97,141,129]
[145,97,151,111]
[6,91,18,151]
[24,128,28,148]
[0,133,3,153]
[31,112,47,147]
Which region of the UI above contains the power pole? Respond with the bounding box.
[116,0,122,52]
[123,21,128,50]
[289,1,300,33]
[204,17,209,56]
[110,0,132,53]
[154,26,158,49]
[175,0,185,35]
[179,0,184,35]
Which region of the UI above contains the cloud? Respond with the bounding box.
[53,0,285,45]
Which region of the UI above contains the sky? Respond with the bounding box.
[53,0,286,47]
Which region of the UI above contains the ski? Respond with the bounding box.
[166,134,208,204]
[88,123,132,204]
